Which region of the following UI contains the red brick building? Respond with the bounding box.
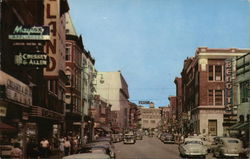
[181,47,250,136]
[174,77,183,133]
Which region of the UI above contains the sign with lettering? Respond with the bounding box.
[9,26,50,40]
[44,0,66,76]
[139,101,151,104]
[14,52,48,67]
[0,71,32,106]
[225,59,234,112]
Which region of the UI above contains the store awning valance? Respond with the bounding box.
[0,122,16,131]
[228,122,250,131]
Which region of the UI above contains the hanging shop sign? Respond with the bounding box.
[225,59,234,112]
[14,52,48,67]
[0,71,32,106]
[8,25,50,40]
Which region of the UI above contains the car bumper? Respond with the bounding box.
[184,152,207,156]
[223,153,239,157]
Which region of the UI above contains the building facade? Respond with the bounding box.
[138,104,161,130]
[181,47,250,136]
[0,0,69,157]
[65,12,83,136]
[95,71,129,130]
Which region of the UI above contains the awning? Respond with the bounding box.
[100,126,112,132]
[228,122,250,131]
[95,125,112,132]
[0,122,16,131]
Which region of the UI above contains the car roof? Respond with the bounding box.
[220,137,241,141]
[63,153,110,159]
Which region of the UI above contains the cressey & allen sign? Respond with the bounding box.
[14,52,48,67]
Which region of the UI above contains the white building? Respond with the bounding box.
[95,71,129,129]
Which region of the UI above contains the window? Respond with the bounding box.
[65,47,71,61]
[215,65,222,81]
[215,90,223,105]
[209,65,213,81]
[208,65,223,81]
[208,89,223,105]
[150,120,155,123]
[240,81,250,103]
[66,75,71,86]
[208,90,213,105]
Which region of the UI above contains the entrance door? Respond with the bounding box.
[208,120,217,136]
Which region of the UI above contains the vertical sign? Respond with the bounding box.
[44,0,66,76]
[225,59,233,112]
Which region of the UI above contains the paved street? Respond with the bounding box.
[114,136,216,159]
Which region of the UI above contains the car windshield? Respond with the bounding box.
[185,141,203,145]
[227,140,239,143]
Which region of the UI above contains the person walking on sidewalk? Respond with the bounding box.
[40,138,49,158]
[63,137,71,156]
[10,142,23,159]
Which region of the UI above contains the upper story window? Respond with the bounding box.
[240,80,250,103]
[208,89,223,106]
[208,65,223,81]
[65,46,71,61]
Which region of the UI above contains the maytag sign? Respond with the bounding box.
[9,26,50,40]
[15,52,48,67]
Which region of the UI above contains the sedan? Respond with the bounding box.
[63,153,111,159]
[213,137,244,158]
[178,138,207,158]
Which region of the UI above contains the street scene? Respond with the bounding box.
[0,0,250,159]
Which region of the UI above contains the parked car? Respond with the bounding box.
[213,137,244,158]
[178,138,207,158]
[188,135,213,152]
[111,134,120,143]
[162,133,175,144]
[136,133,143,140]
[78,141,115,159]
[63,153,111,159]
[123,133,136,144]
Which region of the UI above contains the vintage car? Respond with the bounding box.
[162,133,175,144]
[136,133,143,140]
[63,153,111,159]
[123,133,136,144]
[178,138,207,158]
[83,141,116,159]
[213,137,244,158]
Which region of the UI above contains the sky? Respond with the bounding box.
[68,0,250,107]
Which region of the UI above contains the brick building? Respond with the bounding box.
[181,47,250,136]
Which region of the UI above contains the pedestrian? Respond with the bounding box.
[40,138,49,158]
[59,136,65,158]
[27,139,40,159]
[10,142,23,159]
[63,137,71,156]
